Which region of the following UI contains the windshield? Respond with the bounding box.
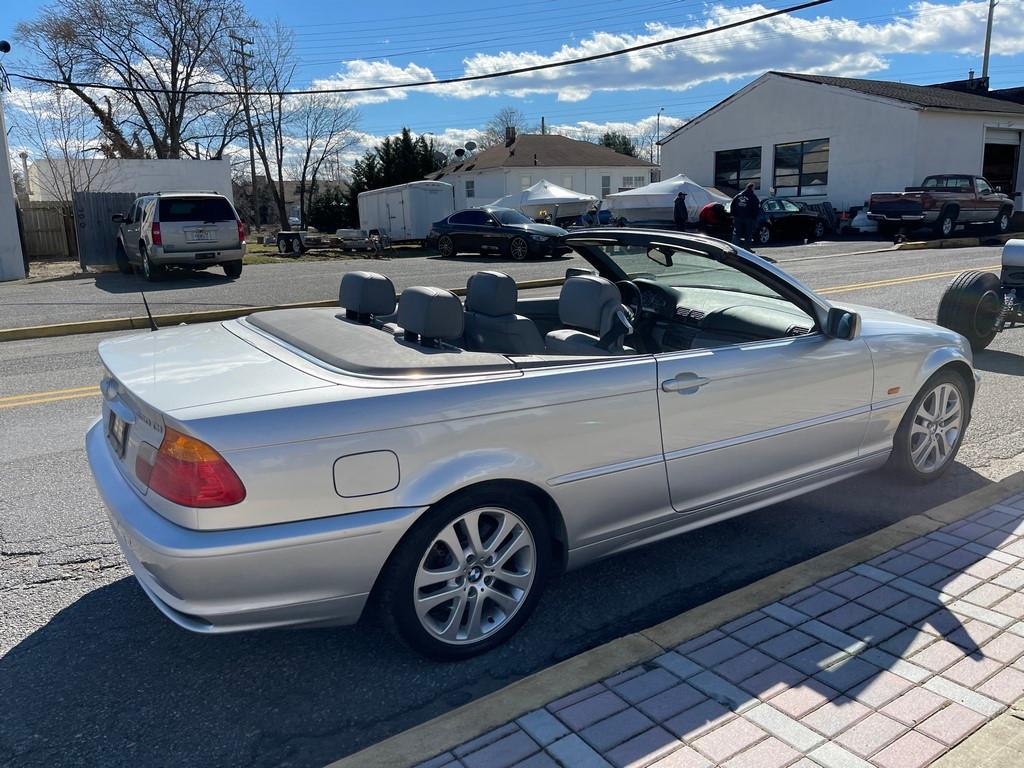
[159,197,236,222]
[492,209,533,225]
[596,244,784,300]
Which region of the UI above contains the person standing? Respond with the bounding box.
[731,183,760,251]
[673,192,689,231]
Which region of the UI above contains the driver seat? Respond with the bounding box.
[545,275,635,355]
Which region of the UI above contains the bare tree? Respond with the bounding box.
[481,106,536,148]
[291,92,359,228]
[17,0,248,159]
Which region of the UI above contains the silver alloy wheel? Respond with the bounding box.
[510,237,529,261]
[998,212,1010,232]
[414,506,536,645]
[941,216,954,236]
[757,225,771,245]
[438,235,454,257]
[909,382,963,473]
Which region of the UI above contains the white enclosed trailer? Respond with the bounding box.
[357,181,455,243]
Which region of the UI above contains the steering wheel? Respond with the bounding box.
[615,280,643,321]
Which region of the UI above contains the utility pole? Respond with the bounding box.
[230,33,260,231]
[982,0,997,80]
[655,107,664,165]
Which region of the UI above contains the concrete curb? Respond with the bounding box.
[329,471,1024,768]
[0,277,567,343]
[895,232,1020,251]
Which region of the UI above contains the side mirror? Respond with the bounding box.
[826,307,861,340]
[111,213,125,223]
[995,185,1004,193]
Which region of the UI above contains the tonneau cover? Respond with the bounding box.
[248,308,516,376]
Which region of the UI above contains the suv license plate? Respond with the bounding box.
[188,230,214,242]
[108,410,129,458]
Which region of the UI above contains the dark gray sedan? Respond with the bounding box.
[427,207,569,260]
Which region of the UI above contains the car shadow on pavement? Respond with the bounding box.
[973,349,1024,376]
[428,254,575,266]
[92,270,235,295]
[0,463,998,768]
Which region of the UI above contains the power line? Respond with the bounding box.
[9,0,833,97]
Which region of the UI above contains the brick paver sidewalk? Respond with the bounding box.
[419,493,1024,768]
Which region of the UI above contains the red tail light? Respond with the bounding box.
[151,222,162,246]
[237,219,246,244]
[138,427,246,508]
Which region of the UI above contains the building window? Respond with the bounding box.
[601,175,611,197]
[521,175,532,190]
[714,146,761,193]
[562,175,574,190]
[621,176,645,190]
[465,180,475,199]
[773,138,829,197]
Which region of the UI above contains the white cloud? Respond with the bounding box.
[311,1,1024,103]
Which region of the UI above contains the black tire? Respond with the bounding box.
[887,368,971,483]
[509,236,529,261]
[755,223,772,246]
[936,270,1002,351]
[935,210,956,238]
[115,242,133,274]
[437,235,455,258]
[223,260,243,278]
[377,487,551,660]
[994,208,1012,235]
[811,220,826,241]
[277,237,288,255]
[140,246,164,281]
[291,236,303,256]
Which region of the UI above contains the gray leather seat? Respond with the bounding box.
[339,271,396,326]
[545,275,635,355]
[463,271,545,355]
[397,286,464,348]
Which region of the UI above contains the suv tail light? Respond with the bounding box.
[151,221,163,246]
[237,219,245,244]
[136,427,246,507]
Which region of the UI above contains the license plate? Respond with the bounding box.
[107,410,129,458]
[187,230,214,242]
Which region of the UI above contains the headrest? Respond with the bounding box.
[565,266,597,279]
[466,271,518,316]
[558,275,623,335]
[397,286,464,342]
[340,271,396,319]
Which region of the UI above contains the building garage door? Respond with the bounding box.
[984,128,1021,211]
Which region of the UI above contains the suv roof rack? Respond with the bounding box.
[140,190,221,196]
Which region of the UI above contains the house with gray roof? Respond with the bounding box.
[658,71,1024,214]
[427,130,658,210]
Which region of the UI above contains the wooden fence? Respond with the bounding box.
[19,202,75,260]
[73,191,136,268]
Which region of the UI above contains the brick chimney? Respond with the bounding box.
[505,127,517,147]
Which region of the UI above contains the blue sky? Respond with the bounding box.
[3,0,1024,154]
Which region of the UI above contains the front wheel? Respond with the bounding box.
[115,242,133,274]
[509,236,529,261]
[994,209,1011,235]
[936,270,1001,351]
[378,489,551,660]
[756,223,772,245]
[887,369,970,482]
[811,220,826,240]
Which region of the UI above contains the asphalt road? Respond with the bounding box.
[1,244,1022,768]
[0,237,884,330]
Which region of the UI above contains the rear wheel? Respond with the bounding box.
[755,223,772,245]
[935,210,956,238]
[141,246,164,281]
[437,235,455,258]
[936,270,1001,351]
[277,237,288,254]
[291,236,303,256]
[223,260,243,278]
[509,236,529,261]
[378,488,551,660]
[887,369,970,482]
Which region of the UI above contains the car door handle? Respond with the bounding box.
[661,374,710,393]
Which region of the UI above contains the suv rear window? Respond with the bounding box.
[158,197,236,222]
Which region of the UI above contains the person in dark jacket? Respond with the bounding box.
[673,192,688,230]
[731,183,760,251]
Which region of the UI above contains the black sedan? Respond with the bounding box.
[701,197,828,245]
[427,207,569,261]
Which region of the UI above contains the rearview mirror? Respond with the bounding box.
[826,307,861,340]
[647,246,673,267]
[111,213,125,223]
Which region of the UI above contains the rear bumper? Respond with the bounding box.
[150,244,245,264]
[86,421,425,633]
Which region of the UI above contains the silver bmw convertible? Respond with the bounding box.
[87,230,977,658]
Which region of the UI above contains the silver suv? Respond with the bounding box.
[113,192,246,281]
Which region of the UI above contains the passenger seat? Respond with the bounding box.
[545,275,635,355]
[463,271,545,355]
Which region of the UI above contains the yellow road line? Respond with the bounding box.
[0,384,99,404]
[818,265,1000,295]
[0,389,100,410]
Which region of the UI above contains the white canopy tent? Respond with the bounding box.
[604,174,730,224]
[489,179,598,220]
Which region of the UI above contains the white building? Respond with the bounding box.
[427,132,658,210]
[27,158,234,203]
[659,72,1024,213]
